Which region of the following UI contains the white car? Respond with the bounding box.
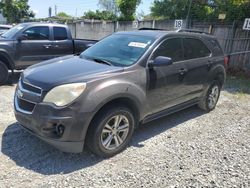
[0,24,12,35]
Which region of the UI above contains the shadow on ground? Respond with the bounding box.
[1,106,205,175]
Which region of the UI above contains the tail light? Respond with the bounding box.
[224,56,229,67]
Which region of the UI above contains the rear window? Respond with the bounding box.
[183,38,211,60]
[53,27,68,40]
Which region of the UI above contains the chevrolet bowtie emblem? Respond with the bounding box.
[17,89,24,98]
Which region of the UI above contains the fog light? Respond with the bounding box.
[56,124,65,136]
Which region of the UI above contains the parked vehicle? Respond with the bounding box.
[14,29,227,157]
[0,22,97,84]
[0,24,12,35]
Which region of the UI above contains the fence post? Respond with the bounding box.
[228,20,237,54]
[74,22,77,38]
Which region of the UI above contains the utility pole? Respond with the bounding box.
[55,5,57,16]
[48,7,52,17]
[75,8,78,18]
[185,0,192,28]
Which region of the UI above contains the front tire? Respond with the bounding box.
[86,106,135,157]
[0,61,9,85]
[198,81,221,112]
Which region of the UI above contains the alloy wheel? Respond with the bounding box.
[101,115,130,150]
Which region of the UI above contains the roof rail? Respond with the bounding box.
[177,29,211,35]
[138,27,166,31]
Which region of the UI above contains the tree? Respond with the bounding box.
[57,12,72,18]
[150,0,250,21]
[83,10,118,20]
[208,0,250,21]
[150,0,210,20]
[98,0,119,15]
[116,0,141,21]
[0,0,35,23]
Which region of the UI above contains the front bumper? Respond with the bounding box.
[14,90,93,153]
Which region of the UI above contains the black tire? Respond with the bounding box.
[198,80,221,112]
[86,105,135,157]
[0,61,9,85]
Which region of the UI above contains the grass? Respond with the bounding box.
[225,74,250,97]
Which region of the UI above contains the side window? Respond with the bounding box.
[152,38,183,62]
[23,26,50,40]
[183,38,211,59]
[53,27,68,40]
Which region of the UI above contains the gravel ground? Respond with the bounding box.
[0,77,249,188]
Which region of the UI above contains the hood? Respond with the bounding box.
[22,55,124,91]
[0,36,12,41]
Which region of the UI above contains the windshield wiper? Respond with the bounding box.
[92,58,113,66]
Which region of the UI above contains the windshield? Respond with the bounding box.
[1,24,25,39]
[80,34,155,67]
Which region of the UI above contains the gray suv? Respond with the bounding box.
[14,29,227,157]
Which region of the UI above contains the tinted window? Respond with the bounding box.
[23,26,49,40]
[53,27,68,40]
[152,38,183,62]
[183,38,211,59]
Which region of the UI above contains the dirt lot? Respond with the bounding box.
[0,76,249,188]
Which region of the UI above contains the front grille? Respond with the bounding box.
[21,80,42,94]
[17,97,36,112]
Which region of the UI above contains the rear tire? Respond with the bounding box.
[86,105,135,157]
[0,61,9,85]
[198,81,221,112]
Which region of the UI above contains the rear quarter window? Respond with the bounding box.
[53,27,68,40]
[183,38,211,60]
[209,38,224,56]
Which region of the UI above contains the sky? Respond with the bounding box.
[28,0,154,18]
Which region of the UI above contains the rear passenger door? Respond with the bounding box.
[51,27,73,57]
[182,37,212,100]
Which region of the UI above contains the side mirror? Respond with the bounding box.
[17,34,27,41]
[148,56,173,68]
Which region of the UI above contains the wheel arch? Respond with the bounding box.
[0,51,14,70]
[208,64,226,87]
[82,96,141,144]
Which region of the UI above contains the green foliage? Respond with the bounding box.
[83,10,118,21]
[116,0,141,21]
[150,0,250,21]
[57,12,72,18]
[99,0,118,15]
[0,0,35,23]
[208,0,250,21]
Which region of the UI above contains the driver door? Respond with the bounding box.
[146,38,187,114]
[15,26,54,68]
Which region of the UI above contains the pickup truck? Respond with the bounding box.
[0,22,97,84]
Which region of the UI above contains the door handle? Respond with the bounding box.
[207,60,213,68]
[43,44,52,49]
[179,68,188,75]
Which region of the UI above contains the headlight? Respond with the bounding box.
[43,83,86,107]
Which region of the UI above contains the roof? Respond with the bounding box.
[115,30,174,39]
[17,22,67,27]
[115,29,215,40]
